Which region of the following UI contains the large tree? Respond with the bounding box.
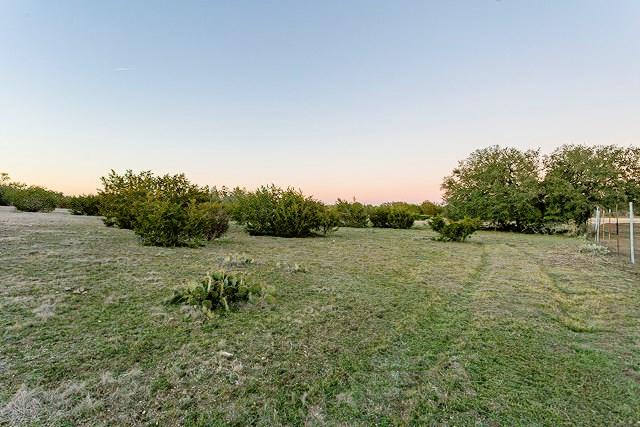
[442,146,544,231]
[543,145,640,225]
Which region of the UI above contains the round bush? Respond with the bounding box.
[430,216,481,242]
[133,198,190,246]
[133,199,229,247]
[8,186,59,212]
[335,199,369,227]
[234,185,333,237]
[68,195,102,216]
[99,170,209,229]
[187,202,229,240]
[319,206,341,235]
[369,205,415,229]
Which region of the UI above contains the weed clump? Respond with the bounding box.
[168,271,267,317]
[579,243,610,256]
[221,253,255,268]
[276,261,308,273]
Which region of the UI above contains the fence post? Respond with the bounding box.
[595,207,600,243]
[630,202,635,264]
[616,206,620,254]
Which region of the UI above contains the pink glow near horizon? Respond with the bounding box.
[2,2,640,205]
[5,169,445,205]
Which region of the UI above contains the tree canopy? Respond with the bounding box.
[442,145,639,231]
[442,146,544,231]
[544,145,640,225]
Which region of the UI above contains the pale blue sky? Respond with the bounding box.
[1,0,639,202]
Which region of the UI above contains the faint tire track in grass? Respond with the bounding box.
[2,209,640,426]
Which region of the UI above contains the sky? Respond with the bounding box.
[1,0,639,203]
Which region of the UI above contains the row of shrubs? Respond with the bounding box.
[3,170,478,245]
[230,192,435,234]
[97,172,345,244]
[1,186,62,212]
[1,173,105,215]
[96,172,447,245]
[332,199,446,229]
[0,174,65,212]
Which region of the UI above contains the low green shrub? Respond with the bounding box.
[187,201,229,240]
[430,216,481,242]
[319,206,341,235]
[420,200,444,217]
[335,198,369,227]
[233,185,335,237]
[388,206,416,229]
[217,186,246,219]
[6,186,60,212]
[0,186,10,206]
[99,170,209,229]
[99,170,155,229]
[0,173,65,211]
[0,173,10,206]
[97,170,228,247]
[369,204,415,229]
[55,194,71,209]
[391,202,422,216]
[168,271,266,317]
[133,199,229,247]
[368,206,388,228]
[133,197,190,246]
[68,194,102,216]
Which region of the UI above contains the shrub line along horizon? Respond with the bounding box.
[6,142,635,239]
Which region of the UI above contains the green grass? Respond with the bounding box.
[1,207,639,426]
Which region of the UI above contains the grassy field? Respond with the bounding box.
[1,207,639,426]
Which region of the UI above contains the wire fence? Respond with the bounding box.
[588,202,637,264]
